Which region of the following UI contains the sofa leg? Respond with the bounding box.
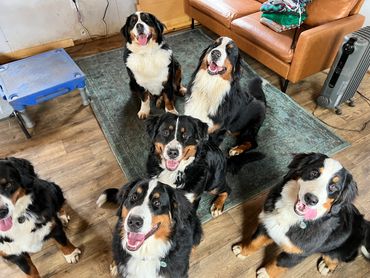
[191,18,195,29]
[280,78,289,93]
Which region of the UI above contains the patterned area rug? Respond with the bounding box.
[77,29,349,222]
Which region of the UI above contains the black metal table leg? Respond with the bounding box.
[13,111,31,139]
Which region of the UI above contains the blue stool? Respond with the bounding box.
[0,48,89,137]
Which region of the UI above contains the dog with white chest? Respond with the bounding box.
[0,157,80,278]
[122,12,186,119]
[232,153,370,278]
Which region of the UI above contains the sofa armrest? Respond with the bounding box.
[288,14,365,83]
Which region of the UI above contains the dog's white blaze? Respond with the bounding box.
[259,180,302,248]
[206,37,233,68]
[123,179,171,278]
[185,69,231,126]
[297,158,343,219]
[158,157,195,188]
[0,195,53,255]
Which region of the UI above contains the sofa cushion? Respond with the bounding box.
[189,0,261,28]
[305,0,359,27]
[231,12,295,63]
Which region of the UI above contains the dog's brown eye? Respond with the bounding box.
[309,169,320,179]
[328,183,337,192]
[131,193,138,201]
[162,130,169,137]
[153,200,161,208]
[182,133,188,139]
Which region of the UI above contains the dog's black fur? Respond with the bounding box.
[122,12,185,118]
[185,37,266,156]
[0,157,79,277]
[233,153,370,276]
[146,113,231,216]
[98,179,202,278]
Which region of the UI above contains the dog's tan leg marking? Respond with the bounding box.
[318,255,339,275]
[163,93,178,114]
[229,142,252,156]
[57,207,70,227]
[25,254,41,278]
[257,259,287,278]
[208,124,221,134]
[156,95,163,108]
[281,244,303,254]
[138,91,150,119]
[210,192,228,217]
[232,235,273,259]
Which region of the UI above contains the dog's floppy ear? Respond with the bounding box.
[233,53,241,81]
[285,153,327,179]
[6,157,35,189]
[331,170,358,214]
[121,16,132,43]
[148,13,165,44]
[193,117,208,141]
[167,187,194,229]
[146,115,162,140]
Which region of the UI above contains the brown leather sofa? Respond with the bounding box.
[184,0,365,92]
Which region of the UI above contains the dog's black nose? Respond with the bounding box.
[136,23,144,34]
[167,148,179,159]
[127,215,144,231]
[211,49,221,60]
[304,193,319,206]
[0,206,9,219]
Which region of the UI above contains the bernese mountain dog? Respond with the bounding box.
[146,112,231,217]
[232,153,370,278]
[97,178,202,278]
[0,157,81,277]
[184,36,266,157]
[122,12,186,119]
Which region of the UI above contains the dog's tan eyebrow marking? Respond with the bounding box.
[169,125,174,130]
[136,186,143,194]
[180,127,185,133]
[0,178,7,184]
[153,192,160,199]
[332,176,340,183]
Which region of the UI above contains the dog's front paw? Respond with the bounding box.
[256,267,270,278]
[137,110,149,119]
[64,248,81,264]
[110,262,118,277]
[232,244,247,260]
[317,257,337,276]
[210,203,224,218]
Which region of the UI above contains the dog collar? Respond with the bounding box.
[299,220,307,229]
[160,260,167,268]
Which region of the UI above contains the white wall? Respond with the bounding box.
[0,0,136,53]
[360,0,370,26]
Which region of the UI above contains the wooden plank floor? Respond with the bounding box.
[0,31,369,277]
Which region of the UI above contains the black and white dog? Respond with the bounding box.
[185,37,266,157]
[97,178,202,278]
[122,12,186,119]
[0,157,80,278]
[146,112,231,217]
[232,153,370,278]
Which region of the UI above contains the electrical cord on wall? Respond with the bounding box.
[72,0,110,39]
[312,90,370,133]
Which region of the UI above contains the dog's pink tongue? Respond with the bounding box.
[138,34,148,46]
[127,232,146,251]
[0,216,12,232]
[166,160,179,171]
[304,207,317,221]
[209,62,218,72]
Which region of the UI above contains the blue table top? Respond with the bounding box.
[0,49,85,101]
